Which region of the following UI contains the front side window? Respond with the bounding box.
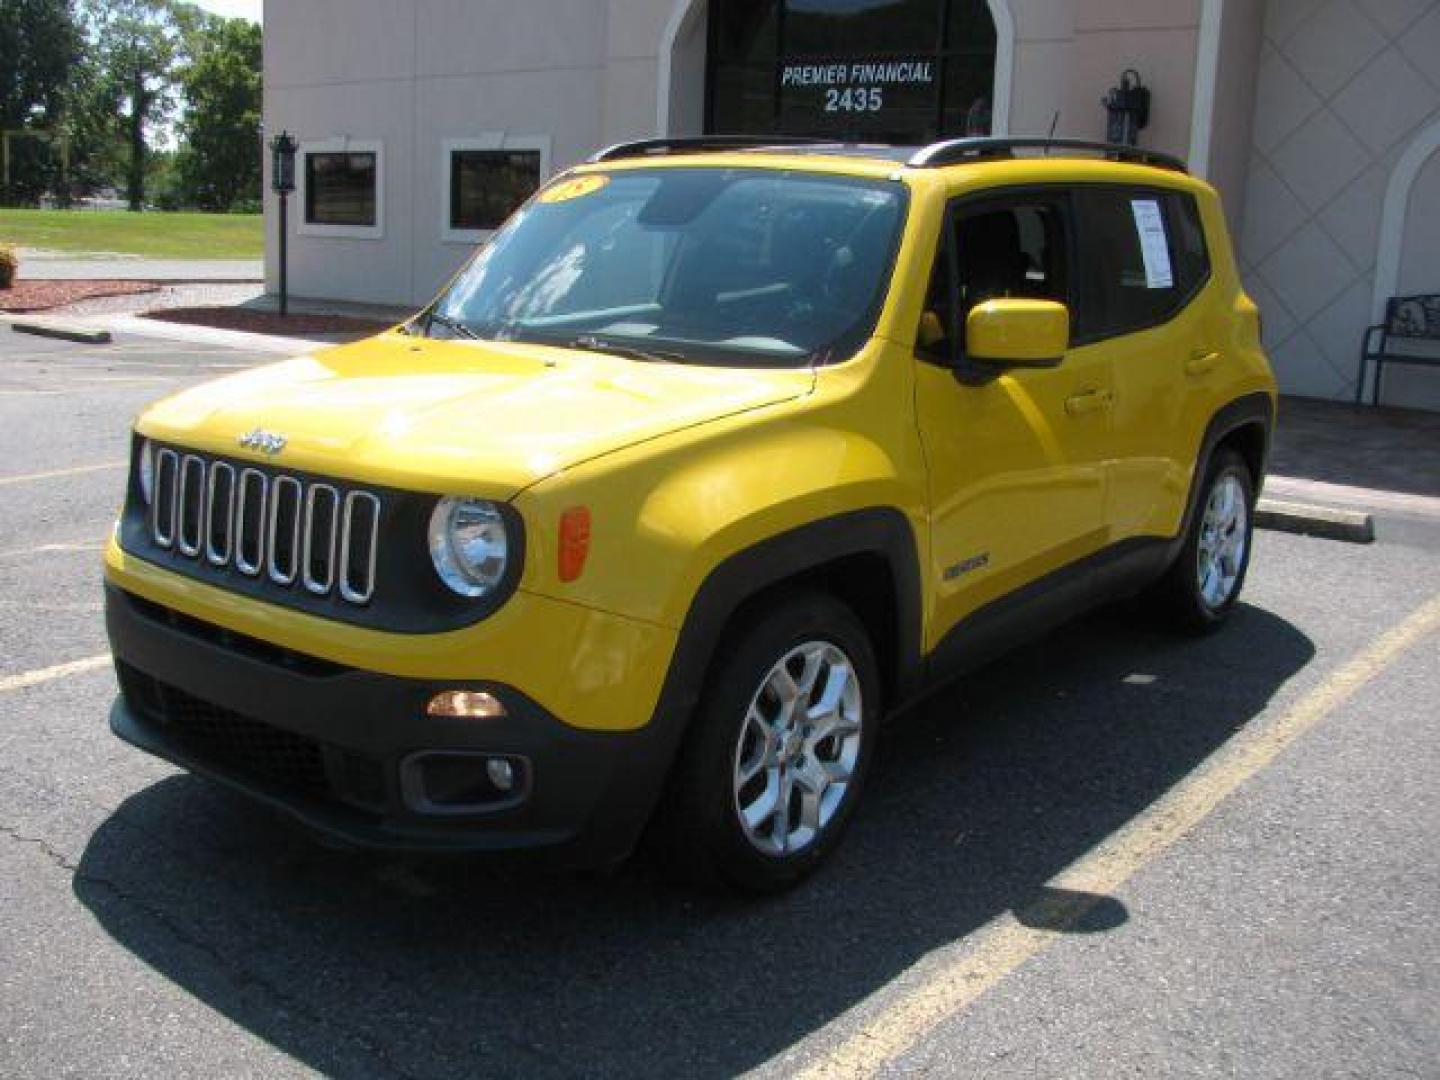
[923,197,1071,352]
[304,151,377,227]
[428,167,907,367]
[450,149,543,232]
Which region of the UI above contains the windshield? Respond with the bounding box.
[426,167,907,366]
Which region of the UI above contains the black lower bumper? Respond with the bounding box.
[104,584,679,866]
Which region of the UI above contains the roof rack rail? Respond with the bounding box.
[907,138,1187,173]
[588,135,833,163]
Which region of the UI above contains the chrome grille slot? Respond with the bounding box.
[267,475,303,585]
[235,468,268,576]
[177,455,206,556]
[339,491,380,604]
[302,484,340,595]
[205,463,236,565]
[138,446,382,608]
[151,448,180,548]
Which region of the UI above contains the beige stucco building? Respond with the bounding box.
[262,0,1440,409]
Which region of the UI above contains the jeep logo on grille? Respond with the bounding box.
[238,428,287,456]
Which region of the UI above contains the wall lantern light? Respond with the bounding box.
[1102,69,1150,147]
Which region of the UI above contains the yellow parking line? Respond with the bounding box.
[0,654,112,694]
[0,461,126,487]
[797,592,1440,1079]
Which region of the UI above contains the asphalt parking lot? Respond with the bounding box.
[1,328,1437,1079]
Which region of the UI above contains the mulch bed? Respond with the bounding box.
[141,305,394,338]
[0,279,159,313]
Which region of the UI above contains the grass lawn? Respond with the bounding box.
[0,208,262,260]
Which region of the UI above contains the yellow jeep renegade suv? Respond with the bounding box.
[104,136,1275,891]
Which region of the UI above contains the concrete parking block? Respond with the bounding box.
[8,319,113,345]
[1255,497,1375,543]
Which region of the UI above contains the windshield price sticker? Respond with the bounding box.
[1130,199,1174,290]
[539,175,610,204]
[780,59,935,115]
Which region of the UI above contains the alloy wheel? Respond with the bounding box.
[1197,473,1248,610]
[732,641,864,856]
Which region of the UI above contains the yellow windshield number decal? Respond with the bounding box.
[539,175,610,204]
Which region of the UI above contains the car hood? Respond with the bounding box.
[136,333,814,498]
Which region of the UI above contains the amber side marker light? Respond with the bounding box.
[426,690,507,719]
[559,506,591,582]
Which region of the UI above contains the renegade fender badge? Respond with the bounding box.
[238,428,287,456]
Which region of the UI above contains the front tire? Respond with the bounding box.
[654,593,880,893]
[1151,448,1256,632]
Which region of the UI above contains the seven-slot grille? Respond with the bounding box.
[149,448,381,604]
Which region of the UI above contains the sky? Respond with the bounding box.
[191,0,262,23]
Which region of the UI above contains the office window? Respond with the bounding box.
[708,0,997,141]
[450,149,542,232]
[305,152,377,227]
[297,140,383,239]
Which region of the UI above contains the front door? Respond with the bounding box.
[914,190,1114,653]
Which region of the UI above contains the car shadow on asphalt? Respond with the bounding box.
[72,602,1314,1078]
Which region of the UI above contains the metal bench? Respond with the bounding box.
[1355,293,1440,405]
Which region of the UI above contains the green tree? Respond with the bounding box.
[0,0,83,203]
[175,16,260,210]
[82,0,186,210]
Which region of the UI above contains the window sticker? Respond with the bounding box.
[1129,199,1173,289]
[538,174,609,204]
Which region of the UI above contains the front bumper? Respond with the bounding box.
[105,584,681,865]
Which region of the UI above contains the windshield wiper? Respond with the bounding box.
[569,335,688,364]
[427,311,480,340]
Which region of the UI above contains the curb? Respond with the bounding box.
[1255,497,1375,544]
[7,319,112,345]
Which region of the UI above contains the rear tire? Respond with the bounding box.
[1150,448,1255,632]
[652,592,880,893]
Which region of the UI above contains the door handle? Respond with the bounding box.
[1064,388,1113,416]
[1185,350,1220,376]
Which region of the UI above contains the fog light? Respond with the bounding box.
[425,690,506,719]
[486,758,515,792]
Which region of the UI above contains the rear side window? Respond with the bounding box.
[1075,188,1209,341]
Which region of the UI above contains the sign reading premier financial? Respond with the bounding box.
[779,58,936,115]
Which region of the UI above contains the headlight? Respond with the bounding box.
[428,498,510,598]
[138,439,156,506]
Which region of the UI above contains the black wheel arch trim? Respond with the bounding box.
[1168,391,1274,565]
[650,507,925,727]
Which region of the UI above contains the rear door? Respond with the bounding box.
[914,188,1113,652]
[1072,186,1215,540]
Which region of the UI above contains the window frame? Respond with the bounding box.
[920,184,1082,370]
[1070,183,1213,346]
[297,138,384,240]
[441,134,552,245]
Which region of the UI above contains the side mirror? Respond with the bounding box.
[965,299,1069,369]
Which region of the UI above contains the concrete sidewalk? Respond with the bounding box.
[18,250,262,283]
[1265,397,1440,522]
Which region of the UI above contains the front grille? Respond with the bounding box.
[150,447,381,604]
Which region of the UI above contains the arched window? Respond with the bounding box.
[707,0,997,142]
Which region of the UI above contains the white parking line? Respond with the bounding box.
[0,654,112,694]
[0,461,126,487]
[0,542,105,560]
